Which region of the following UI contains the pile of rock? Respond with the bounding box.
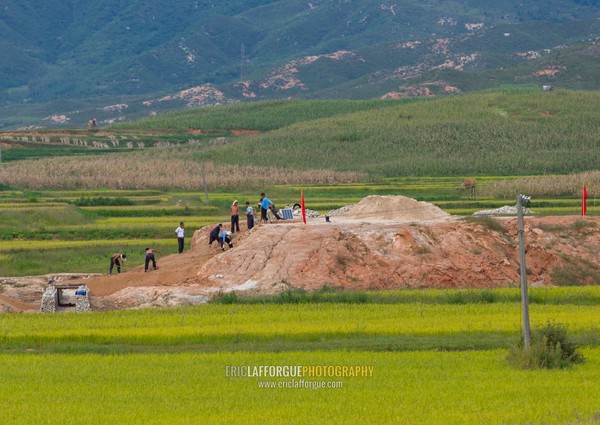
[327,205,355,217]
[473,205,532,215]
[40,286,57,313]
[292,208,320,218]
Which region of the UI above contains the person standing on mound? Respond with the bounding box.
[144,247,163,272]
[175,221,185,254]
[245,201,255,230]
[260,192,281,223]
[229,200,240,233]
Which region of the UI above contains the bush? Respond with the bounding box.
[209,287,371,305]
[274,289,307,304]
[507,322,585,370]
[463,215,507,235]
[211,292,239,304]
[448,292,466,304]
[479,290,498,304]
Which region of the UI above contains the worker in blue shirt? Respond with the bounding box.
[260,192,281,223]
[219,230,234,251]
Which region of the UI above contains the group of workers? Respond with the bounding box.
[229,193,282,231]
[214,192,282,251]
[109,247,163,275]
[109,192,284,274]
[109,221,184,274]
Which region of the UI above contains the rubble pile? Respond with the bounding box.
[292,208,320,218]
[327,205,355,217]
[473,205,533,215]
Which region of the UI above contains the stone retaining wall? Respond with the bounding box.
[40,286,57,313]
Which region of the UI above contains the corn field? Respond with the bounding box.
[0,152,364,190]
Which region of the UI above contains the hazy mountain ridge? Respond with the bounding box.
[2,0,600,128]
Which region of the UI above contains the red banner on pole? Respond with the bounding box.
[582,185,588,216]
[301,190,306,224]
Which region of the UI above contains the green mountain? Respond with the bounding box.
[2,0,600,128]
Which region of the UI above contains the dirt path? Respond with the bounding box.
[85,225,254,297]
[0,294,38,312]
[86,250,212,296]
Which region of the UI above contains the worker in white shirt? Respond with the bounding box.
[175,221,185,254]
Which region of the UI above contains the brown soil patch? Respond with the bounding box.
[0,294,38,312]
[335,195,451,222]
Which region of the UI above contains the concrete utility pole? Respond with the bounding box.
[517,194,532,349]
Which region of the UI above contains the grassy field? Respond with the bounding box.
[111,98,408,131]
[1,287,599,424]
[2,296,599,351]
[150,90,600,178]
[0,349,598,425]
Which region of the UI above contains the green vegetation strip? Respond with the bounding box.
[0,243,177,276]
[0,221,215,241]
[214,286,600,306]
[96,217,220,225]
[112,98,403,131]
[0,238,174,251]
[1,302,598,352]
[0,203,68,210]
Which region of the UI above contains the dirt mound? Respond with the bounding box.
[192,218,600,294]
[336,195,451,222]
[82,225,257,309]
[192,215,600,294]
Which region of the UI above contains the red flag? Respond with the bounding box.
[301,190,306,224]
[582,185,588,216]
